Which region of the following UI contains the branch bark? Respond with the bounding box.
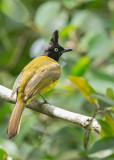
[0,85,101,133]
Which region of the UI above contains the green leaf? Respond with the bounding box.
[93,71,114,83]
[34,1,68,31]
[109,106,114,111]
[0,0,29,23]
[71,57,90,76]
[89,136,114,160]
[71,10,90,27]
[60,25,77,37]
[88,32,111,58]
[62,0,77,9]
[106,88,114,99]
[0,139,20,158]
[34,1,60,28]
[90,93,114,106]
[105,116,114,135]
[69,76,96,103]
[0,148,7,160]
[98,120,113,136]
[71,10,105,32]
[89,149,114,159]
[90,136,114,154]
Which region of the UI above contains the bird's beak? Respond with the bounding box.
[63,48,73,53]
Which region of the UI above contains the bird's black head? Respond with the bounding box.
[41,30,72,61]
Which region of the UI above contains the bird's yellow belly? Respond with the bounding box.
[41,79,59,93]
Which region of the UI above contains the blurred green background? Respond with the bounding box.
[0,0,114,160]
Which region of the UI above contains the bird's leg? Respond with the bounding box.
[39,94,48,104]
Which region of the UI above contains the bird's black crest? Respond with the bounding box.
[49,30,59,45]
[41,30,72,61]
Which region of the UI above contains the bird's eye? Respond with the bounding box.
[54,48,58,52]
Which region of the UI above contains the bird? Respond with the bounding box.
[7,30,72,138]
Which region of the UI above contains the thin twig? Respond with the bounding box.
[83,107,98,160]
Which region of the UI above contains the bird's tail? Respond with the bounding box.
[7,100,26,138]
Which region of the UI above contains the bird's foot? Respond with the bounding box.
[39,94,49,104]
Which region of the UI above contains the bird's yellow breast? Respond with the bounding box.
[18,56,61,100]
[41,79,59,93]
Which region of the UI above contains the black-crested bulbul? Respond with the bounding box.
[7,30,72,138]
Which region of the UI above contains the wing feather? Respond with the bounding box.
[24,63,61,101]
[11,71,24,97]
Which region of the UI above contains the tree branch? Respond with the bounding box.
[0,85,101,133]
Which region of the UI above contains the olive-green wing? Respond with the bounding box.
[23,63,61,101]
